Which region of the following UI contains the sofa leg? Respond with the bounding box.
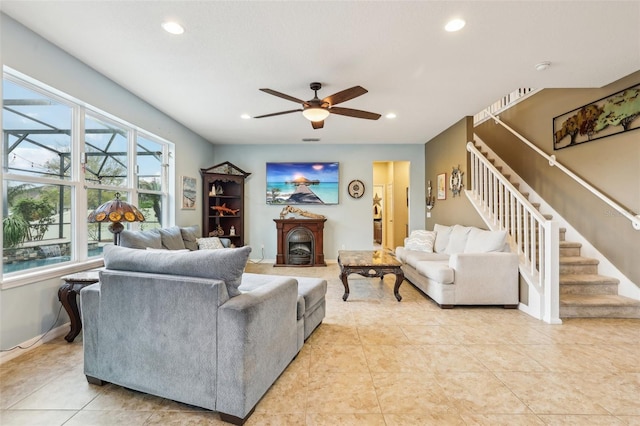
[439,304,454,309]
[86,375,106,386]
[503,304,518,309]
[219,407,255,425]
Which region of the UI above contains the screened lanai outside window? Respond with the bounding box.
[2,78,74,274]
[3,70,174,282]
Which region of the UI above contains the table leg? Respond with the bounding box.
[393,270,404,302]
[340,268,350,301]
[58,284,82,342]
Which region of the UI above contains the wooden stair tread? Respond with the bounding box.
[561,294,640,307]
[560,274,619,285]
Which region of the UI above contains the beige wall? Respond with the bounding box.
[475,71,640,285]
[424,117,487,230]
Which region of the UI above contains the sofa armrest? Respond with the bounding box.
[79,283,101,378]
[448,252,519,305]
[217,277,299,419]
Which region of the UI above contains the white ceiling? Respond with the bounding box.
[2,1,639,145]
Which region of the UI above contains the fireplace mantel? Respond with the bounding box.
[274,218,326,267]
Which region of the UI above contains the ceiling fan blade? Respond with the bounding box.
[329,107,381,120]
[259,88,307,105]
[323,86,368,106]
[253,109,302,119]
[311,120,324,129]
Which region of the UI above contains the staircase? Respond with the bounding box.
[559,236,640,318]
[470,141,640,319]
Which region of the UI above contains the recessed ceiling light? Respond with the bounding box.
[386,113,397,119]
[240,114,251,120]
[535,61,551,71]
[445,18,466,32]
[161,21,184,35]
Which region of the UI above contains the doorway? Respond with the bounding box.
[372,161,410,251]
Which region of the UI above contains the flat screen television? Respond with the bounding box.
[266,162,339,205]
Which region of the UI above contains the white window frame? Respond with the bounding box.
[1,68,174,289]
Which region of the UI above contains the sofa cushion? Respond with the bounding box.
[146,247,189,253]
[433,224,452,253]
[403,249,450,269]
[404,230,436,253]
[444,225,471,254]
[415,260,454,284]
[197,236,225,250]
[464,228,508,253]
[180,225,200,251]
[103,244,251,297]
[119,229,162,250]
[159,226,187,250]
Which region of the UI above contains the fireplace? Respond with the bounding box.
[274,218,326,267]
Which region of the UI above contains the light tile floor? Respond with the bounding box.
[1,262,639,425]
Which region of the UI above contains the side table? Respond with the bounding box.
[59,270,100,342]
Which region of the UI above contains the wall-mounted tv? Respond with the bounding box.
[266,162,339,205]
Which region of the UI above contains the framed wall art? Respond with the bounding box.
[266,162,339,205]
[437,173,446,200]
[181,176,197,209]
[553,83,640,150]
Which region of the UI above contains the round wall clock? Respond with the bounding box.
[348,179,365,199]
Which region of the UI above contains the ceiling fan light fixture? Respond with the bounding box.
[302,107,330,122]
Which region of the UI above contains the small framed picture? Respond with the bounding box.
[437,173,446,200]
[181,176,197,209]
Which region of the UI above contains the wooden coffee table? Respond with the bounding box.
[338,250,404,301]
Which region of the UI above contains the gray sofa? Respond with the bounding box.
[81,235,326,424]
[395,224,519,308]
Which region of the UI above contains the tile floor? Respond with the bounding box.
[1,262,639,425]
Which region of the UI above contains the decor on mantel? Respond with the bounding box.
[279,205,326,220]
[553,83,640,150]
[449,165,464,197]
[87,192,145,245]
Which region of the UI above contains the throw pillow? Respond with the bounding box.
[444,225,471,254]
[464,228,508,253]
[119,229,162,250]
[433,224,452,253]
[103,245,252,297]
[159,226,186,250]
[404,230,436,252]
[180,225,200,251]
[197,236,225,250]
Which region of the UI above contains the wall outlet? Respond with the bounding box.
[427,212,431,218]
[341,244,346,250]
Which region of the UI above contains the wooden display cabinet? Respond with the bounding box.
[200,162,250,247]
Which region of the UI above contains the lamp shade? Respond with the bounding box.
[88,192,145,244]
[88,192,145,224]
[302,107,330,122]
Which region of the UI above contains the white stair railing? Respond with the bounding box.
[484,110,640,231]
[467,141,561,324]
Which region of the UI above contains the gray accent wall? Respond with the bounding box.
[211,144,425,260]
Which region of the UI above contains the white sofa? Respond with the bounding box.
[395,224,519,308]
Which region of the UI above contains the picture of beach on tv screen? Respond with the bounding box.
[266,162,339,205]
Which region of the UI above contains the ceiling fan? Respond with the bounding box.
[254,82,381,129]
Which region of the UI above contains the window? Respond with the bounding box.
[2,69,173,284]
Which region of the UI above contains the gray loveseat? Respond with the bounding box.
[81,237,326,424]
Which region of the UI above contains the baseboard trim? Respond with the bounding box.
[0,322,70,364]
